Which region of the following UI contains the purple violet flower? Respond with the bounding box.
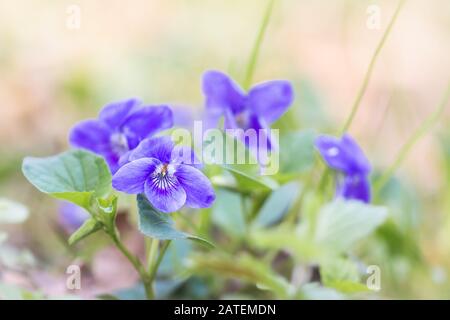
[315,134,371,203]
[58,202,89,233]
[69,98,173,173]
[202,70,294,150]
[112,136,215,213]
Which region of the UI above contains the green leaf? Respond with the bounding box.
[320,258,369,293]
[222,166,278,192]
[0,198,29,224]
[252,182,300,228]
[137,195,213,248]
[249,227,323,262]
[202,131,277,192]
[188,252,292,298]
[68,218,102,246]
[22,149,111,209]
[314,199,388,254]
[279,129,316,174]
[211,189,246,238]
[298,283,344,300]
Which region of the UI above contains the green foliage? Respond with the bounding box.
[320,258,369,294]
[22,149,111,209]
[252,182,300,228]
[68,218,102,246]
[279,130,316,175]
[211,188,246,238]
[137,195,213,248]
[188,252,292,298]
[314,200,388,254]
[222,166,278,192]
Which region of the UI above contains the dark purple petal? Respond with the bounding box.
[58,202,89,233]
[102,151,121,174]
[175,165,215,208]
[248,80,294,124]
[129,136,174,163]
[99,98,141,129]
[112,158,160,194]
[315,135,349,172]
[223,107,239,130]
[336,174,371,203]
[340,134,371,174]
[202,70,246,115]
[69,119,112,154]
[315,134,371,175]
[247,114,275,151]
[122,105,173,146]
[144,174,186,213]
[171,145,202,169]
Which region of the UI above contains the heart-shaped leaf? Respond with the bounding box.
[136,195,213,248]
[22,149,111,209]
[314,199,388,253]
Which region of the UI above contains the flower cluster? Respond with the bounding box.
[69,70,372,213]
[112,136,215,213]
[69,98,173,173]
[202,70,294,150]
[315,134,372,203]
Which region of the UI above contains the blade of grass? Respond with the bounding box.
[243,0,276,89]
[373,81,450,196]
[340,0,406,134]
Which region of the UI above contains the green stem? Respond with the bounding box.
[243,0,276,89]
[108,228,154,299]
[340,0,406,134]
[148,240,172,283]
[147,239,160,273]
[373,81,450,196]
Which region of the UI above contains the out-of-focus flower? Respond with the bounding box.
[315,134,371,203]
[58,202,89,233]
[69,98,173,173]
[202,70,294,150]
[112,136,215,213]
[170,105,195,130]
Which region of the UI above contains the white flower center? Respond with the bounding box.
[110,132,129,155]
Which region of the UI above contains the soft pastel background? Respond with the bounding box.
[0,0,449,299]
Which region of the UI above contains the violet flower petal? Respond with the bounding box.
[336,173,371,203]
[202,70,246,115]
[112,158,161,194]
[315,134,370,175]
[122,105,173,147]
[248,80,294,125]
[69,119,112,154]
[174,164,215,208]
[144,174,186,213]
[99,98,141,129]
[129,136,174,163]
[171,145,203,169]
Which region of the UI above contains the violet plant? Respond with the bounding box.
[19,0,450,300]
